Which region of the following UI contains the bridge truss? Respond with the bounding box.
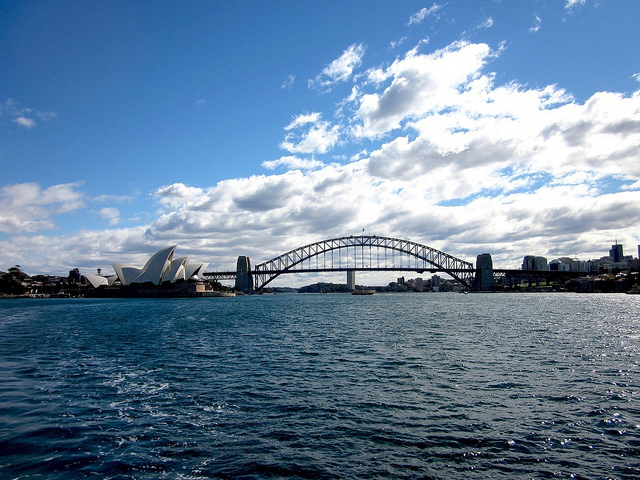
[252,235,475,291]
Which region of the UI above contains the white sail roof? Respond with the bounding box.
[142,245,177,285]
[185,262,208,280]
[162,256,188,283]
[84,274,109,288]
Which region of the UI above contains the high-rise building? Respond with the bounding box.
[610,243,623,263]
[522,255,535,270]
[534,257,548,270]
[522,255,548,271]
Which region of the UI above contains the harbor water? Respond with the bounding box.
[1,292,639,479]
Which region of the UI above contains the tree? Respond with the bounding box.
[0,266,28,295]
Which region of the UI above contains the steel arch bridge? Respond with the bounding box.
[249,235,475,291]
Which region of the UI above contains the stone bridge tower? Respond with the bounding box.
[474,253,494,291]
[235,256,253,292]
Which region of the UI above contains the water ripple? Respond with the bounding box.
[1,293,640,479]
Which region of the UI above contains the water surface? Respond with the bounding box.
[1,293,639,479]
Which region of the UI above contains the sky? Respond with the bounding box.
[1,0,640,286]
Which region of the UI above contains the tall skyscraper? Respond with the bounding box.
[610,243,623,263]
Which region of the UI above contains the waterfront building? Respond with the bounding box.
[85,245,208,290]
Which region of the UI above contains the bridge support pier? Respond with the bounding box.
[347,270,356,290]
[235,256,254,293]
[474,253,494,291]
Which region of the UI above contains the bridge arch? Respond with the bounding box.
[251,235,475,291]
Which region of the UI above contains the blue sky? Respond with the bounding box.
[1,0,640,283]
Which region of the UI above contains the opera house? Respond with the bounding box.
[84,245,213,296]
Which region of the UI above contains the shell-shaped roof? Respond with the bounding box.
[162,256,188,283]
[142,245,177,285]
[112,264,145,286]
[185,262,208,280]
[84,274,109,288]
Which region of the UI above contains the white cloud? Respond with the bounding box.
[389,37,407,50]
[0,182,85,233]
[99,207,121,226]
[279,113,340,154]
[408,3,444,25]
[154,183,204,209]
[477,17,494,29]
[352,41,496,138]
[281,74,296,89]
[565,0,586,10]
[530,15,542,33]
[284,112,322,130]
[12,116,37,128]
[1,98,56,129]
[262,156,325,171]
[309,43,366,91]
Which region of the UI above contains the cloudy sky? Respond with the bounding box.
[1,0,639,285]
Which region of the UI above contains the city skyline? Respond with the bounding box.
[1,1,640,286]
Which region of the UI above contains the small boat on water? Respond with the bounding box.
[351,289,374,295]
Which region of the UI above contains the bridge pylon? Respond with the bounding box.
[473,253,494,291]
[235,256,253,292]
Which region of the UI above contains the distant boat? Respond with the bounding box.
[351,289,374,295]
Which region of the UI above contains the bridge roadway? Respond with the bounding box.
[204,267,587,288]
[204,267,477,284]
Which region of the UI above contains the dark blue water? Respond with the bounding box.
[1,293,639,479]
